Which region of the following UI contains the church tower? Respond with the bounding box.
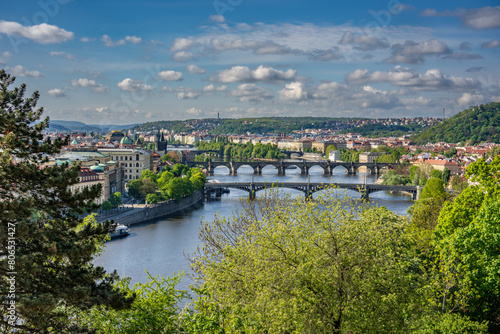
[155,129,167,155]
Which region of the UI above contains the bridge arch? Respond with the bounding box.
[356,165,372,174]
[213,165,230,174]
[331,165,349,174]
[308,165,326,174]
[235,164,256,174]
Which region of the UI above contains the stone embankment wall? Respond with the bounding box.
[116,191,204,226]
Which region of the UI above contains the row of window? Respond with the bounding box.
[123,163,141,167]
[114,154,140,161]
[79,175,98,182]
[124,174,140,180]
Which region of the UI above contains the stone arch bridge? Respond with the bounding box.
[188,160,393,176]
[205,181,420,201]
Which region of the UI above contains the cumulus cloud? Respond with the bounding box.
[278,82,309,101]
[0,51,12,65]
[346,66,480,92]
[208,38,298,56]
[340,31,390,51]
[186,107,202,115]
[72,78,109,93]
[117,78,154,91]
[458,92,485,106]
[228,84,274,103]
[173,51,194,61]
[125,35,142,44]
[50,51,75,60]
[186,64,206,74]
[177,91,201,100]
[385,39,450,64]
[48,88,66,98]
[420,6,500,30]
[170,37,196,51]
[101,35,142,47]
[0,20,74,44]
[481,40,500,48]
[211,65,296,83]
[209,15,225,23]
[157,70,183,81]
[7,65,44,78]
[203,84,227,92]
[80,37,95,42]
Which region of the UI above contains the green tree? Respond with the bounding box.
[139,178,157,198]
[101,200,113,212]
[145,193,159,205]
[81,272,189,333]
[191,188,427,333]
[0,70,133,332]
[127,179,142,199]
[109,191,122,208]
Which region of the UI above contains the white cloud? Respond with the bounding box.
[50,51,75,60]
[72,78,109,93]
[481,40,500,49]
[157,70,183,81]
[203,84,227,92]
[339,32,390,51]
[48,88,66,97]
[211,65,296,83]
[346,66,480,92]
[170,37,196,51]
[125,35,142,44]
[457,6,500,30]
[186,107,202,115]
[101,34,125,47]
[80,37,95,42]
[0,20,74,44]
[209,15,225,23]
[7,65,44,78]
[186,64,206,74]
[177,91,201,99]
[385,39,450,64]
[278,82,309,101]
[117,78,154,91]
[173,51,194,61]
[228,84,274,103]
[0,51,11,65]
[457,93,485,106]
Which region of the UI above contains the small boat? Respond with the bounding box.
[110,224,130,239]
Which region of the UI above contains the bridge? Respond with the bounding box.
[188,160,393,176]
[205,181,420,200]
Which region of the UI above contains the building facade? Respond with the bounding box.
[98,148,153,181]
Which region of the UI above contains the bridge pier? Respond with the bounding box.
[277,166,285,175]
[361,185,369,201]
[415,186,422,200]
[324,165,332,176]
[349,166,356,175]
[300,166,309,175]
[254,165,262,175]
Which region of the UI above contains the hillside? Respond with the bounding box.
[134,117,363,134]
[414,102,500,144]
[48,120,138,133]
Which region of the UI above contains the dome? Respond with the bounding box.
[98,163,107,167]
[120,136,134,145]
[90,165,103,172]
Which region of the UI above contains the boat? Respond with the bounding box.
[109,224,130,239]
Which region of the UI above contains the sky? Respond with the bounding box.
[1,0,499,125]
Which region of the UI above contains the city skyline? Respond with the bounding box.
[1,0,499,125]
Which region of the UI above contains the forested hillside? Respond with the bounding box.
[414,102,500,144]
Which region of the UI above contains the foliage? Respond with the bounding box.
[488,145,500,158]
[339,122,434,138]
[109,191,122,208]
[412,313,488,333]
[146,193,159,204]
[160,152,178,163]
[339,148,360,162]
[414,102,500,144]
[190,188,427,333]
[197,140,286,160]
[0,70,133,332]
[81,272,189,334]
[431,157,500,331]
[381,170,410,185]
[101,200,113,212]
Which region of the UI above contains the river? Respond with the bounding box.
[94,165,414,288]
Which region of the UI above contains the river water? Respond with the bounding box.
[94,165,414,288]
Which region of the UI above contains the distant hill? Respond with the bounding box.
[48,120,138,133]
[414,102,500,144]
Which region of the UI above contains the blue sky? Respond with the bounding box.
[1,0,499,125]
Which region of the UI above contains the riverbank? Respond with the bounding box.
[97,191,204,226]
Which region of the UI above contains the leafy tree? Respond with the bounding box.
[160,153,177,163]
[191,188,427,333]
[81,272,189,333]
[109,191,122,208]
[127,179,142,199]
[0,70,133,332]
[101,200,113,212]
[145,193,159,205]
[139,178,157,197]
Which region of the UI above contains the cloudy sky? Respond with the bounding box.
[1,0,499,125]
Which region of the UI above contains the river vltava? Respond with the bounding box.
[94,165,414,288]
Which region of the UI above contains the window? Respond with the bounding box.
[125,156,128,161]
[136,154,139,161]
[136,163,139,167]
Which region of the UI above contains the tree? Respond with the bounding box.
[101,200,113,212]
[81,272,189,333]
[109,191,122,208]
[0,70,133,332]
[145,193,159,205]
[190,188,427,333]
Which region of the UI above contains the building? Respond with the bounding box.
[98,148,153,181]
[359,152,384,163]
[68,167,106,205]
[420,159,461,175]
[106,130,125,143]
[328,150,342,162]
[155,130,168,155]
